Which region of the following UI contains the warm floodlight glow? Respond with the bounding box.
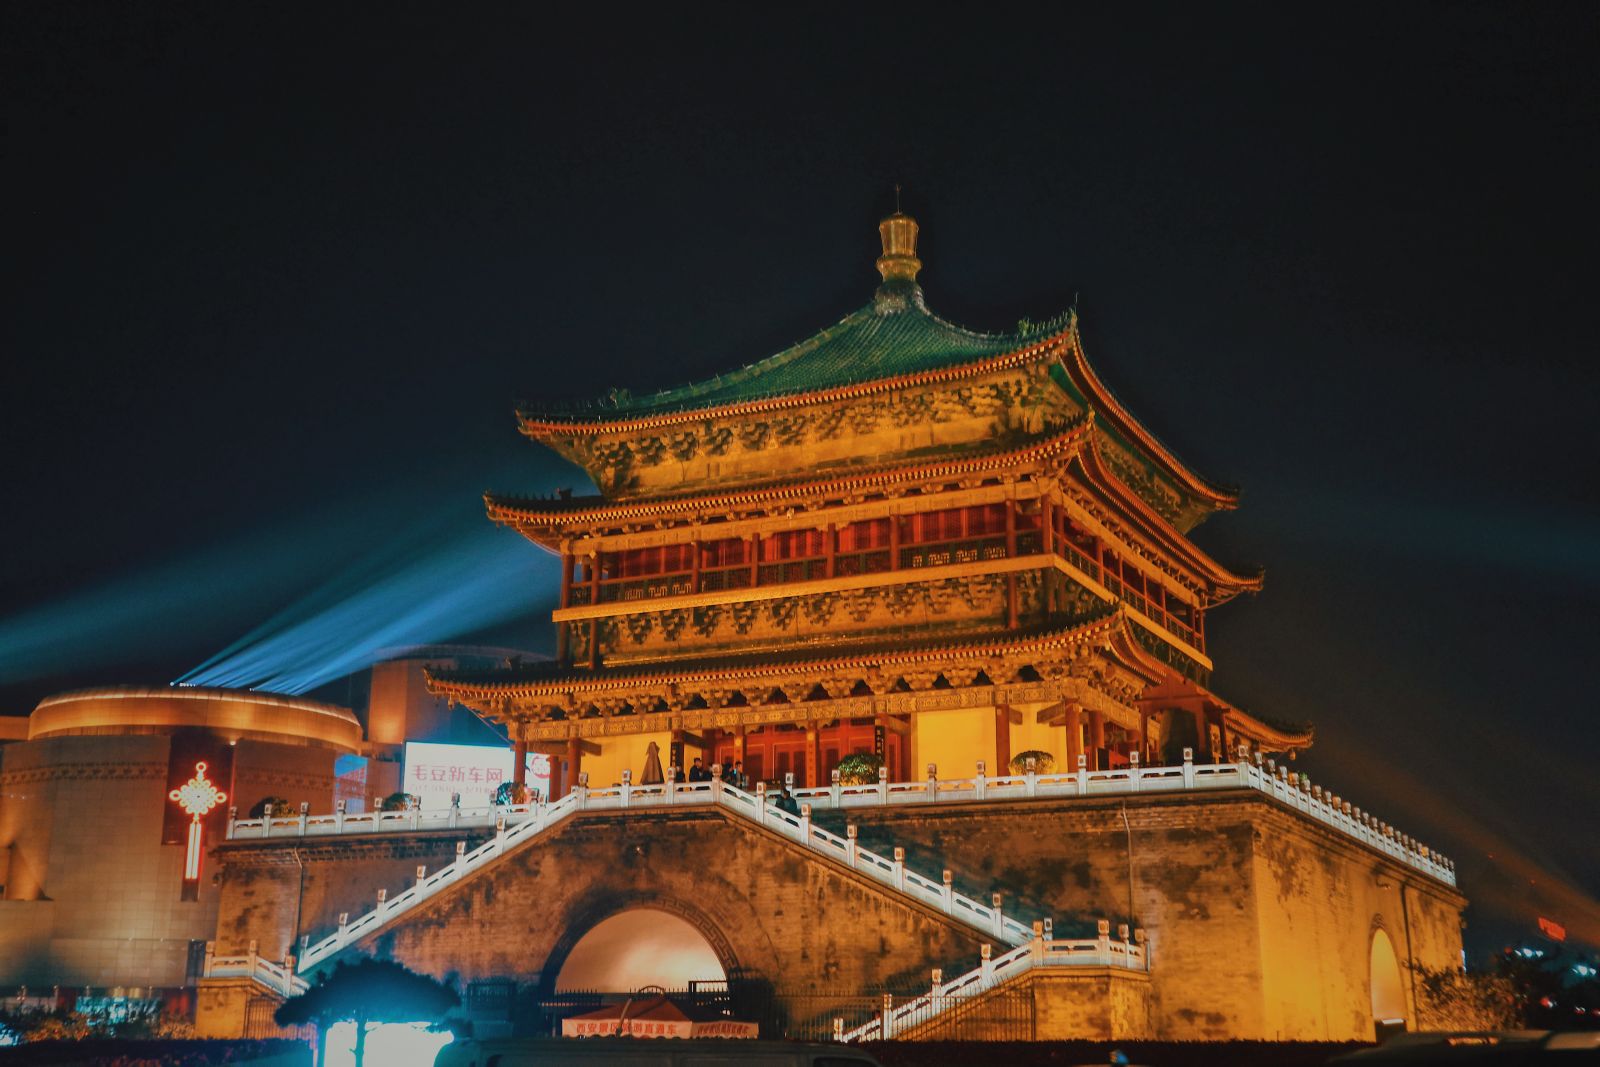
[169,761,226,883]
[555,908,726,991]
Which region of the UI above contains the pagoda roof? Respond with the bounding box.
[516,279,1067,431]
[427,607,1167,705]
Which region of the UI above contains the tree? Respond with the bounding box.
[276,957,459,1067]
[1411,962,1523,1030]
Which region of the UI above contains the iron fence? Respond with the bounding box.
[518,980,1034,1042]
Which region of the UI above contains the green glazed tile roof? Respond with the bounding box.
[519,281,1072,423]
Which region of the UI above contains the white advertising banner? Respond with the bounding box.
[402,741,552,809]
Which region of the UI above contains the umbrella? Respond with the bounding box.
[640,741,665,785]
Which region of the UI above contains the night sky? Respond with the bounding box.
[3,4,1596,956]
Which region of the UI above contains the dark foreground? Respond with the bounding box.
[863,1041,1369,1067]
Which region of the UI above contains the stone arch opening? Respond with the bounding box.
[553,906,730,993]
[1370,926,1407,1033]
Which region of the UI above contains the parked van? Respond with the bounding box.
[433,1037,881,1067]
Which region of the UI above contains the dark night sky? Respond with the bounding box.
[3,4,1596,955]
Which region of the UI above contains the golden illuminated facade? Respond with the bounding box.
[429,211,1312,795]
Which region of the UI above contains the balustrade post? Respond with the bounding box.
[262,803,274,839]
[877,765,889,806]
[495,814,507,855]
[1097,918,1112,962]
[991,893,1005,940]
[892,846,906,891]
[881,993,896,1040]
[710,762,723,803]
[833,1018,844,1042]
[1024,757,1038,798]
[980,944,994,985]
[300,934,310,958]
[282,955,296,994]
[454,841,466,873]
[1043,917,1054,945]
[974,760,987,800]
[941,869,954,912]
[337,912,349,936]
[621,768,632,808]
[784,771,794,794]
[409,798,420,831]
[298,802,309,835]
[335,799,347,834]
[755,782,767,825]
[845,824,859,868]
[575,772,589,810]
[203,941,215,978]
[665,764,678,804]
[1181,747,1195,789]
[1031,920,1045,962]
[246,939,258,976]
[226,806,237,840]
[926,762,938,800]
[931,967,943,996]
[449,793,460,828]
[798,803,812,846]
[830,768,841,807]
[1129,749,1142,791]
[1236,744,1252,784]
[1135,927,1148,970]
[376,888,387,910]
[415,865,427,889]
[1075,752,1088,794]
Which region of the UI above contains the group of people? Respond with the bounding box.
[682,757,800,813]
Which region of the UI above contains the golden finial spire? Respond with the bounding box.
[876,186,921,284]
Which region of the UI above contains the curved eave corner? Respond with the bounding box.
[1075,432,1264,596]
[1062,319,1240,512]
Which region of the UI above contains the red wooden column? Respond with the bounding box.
[825,523,837,578]
[1139,709,1152,764]
[889,513,902,570]
[748,534,760,587]
[690,537,702,592]
[1087,710,1106,771]
[1191,708,1209,761]
[567,737,584,791]
[994,705,1012,773]
[512,721,528,787]
[1062,703,1083,769]
[804,725,820,788]
[588,550,602,670]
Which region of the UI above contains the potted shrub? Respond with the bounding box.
[834,752,885,785]
[248,795,292,819]
[494,781,531,806]
[1009,750,1055,774]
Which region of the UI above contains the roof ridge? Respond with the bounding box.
[517,287,1072,425]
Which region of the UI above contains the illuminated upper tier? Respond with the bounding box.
[514,212,1237,533]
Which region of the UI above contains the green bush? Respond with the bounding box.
[380,792,417,812]
[834,752,885,785]
[248,796,292,819]
[1009,750,1055,774]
